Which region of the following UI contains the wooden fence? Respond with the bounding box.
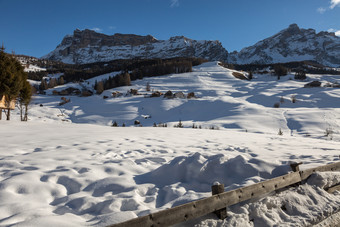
[108,161,340,227]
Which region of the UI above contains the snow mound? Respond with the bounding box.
[136,153,289,192]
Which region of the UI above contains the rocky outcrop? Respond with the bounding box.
[43,29,228,64]
[228,24,340,67]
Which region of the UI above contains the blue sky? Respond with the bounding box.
[1,0,339,57]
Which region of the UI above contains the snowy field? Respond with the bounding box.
[1,62,340,226]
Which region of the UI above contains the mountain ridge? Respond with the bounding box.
[42,24,340,67]
[228,24,340,67]
[43,29,228,64]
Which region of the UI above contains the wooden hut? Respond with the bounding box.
[0,95,16,120]
[0,95,15,109]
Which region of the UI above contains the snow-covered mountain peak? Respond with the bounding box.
[42,29,228,64]
[228,24,340,67]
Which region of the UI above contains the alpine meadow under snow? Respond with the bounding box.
[1,62,340,226]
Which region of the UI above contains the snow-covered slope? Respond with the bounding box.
[31,62,340,140]
[1,62,340,226]
[15,55,47,72]
[228,24,340,67]
[42,29,228,64]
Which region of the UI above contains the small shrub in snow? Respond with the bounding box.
[325,128,333,139]
[187,92,196,99]
[112,121,118,127]
[156,122,167,127]
[174,120,183,128]
[278,128,283,135]
[291,95,297,103]
[153,123,157,127]
[294,71,307,80]
[280,96,285,104]
[210,125,219,130]
[273,103,280,108]
[146,82,151,92]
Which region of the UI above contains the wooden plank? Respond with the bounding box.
[326,184,340,194]
[109,162,340,227]
[109,171,301,227]
[300,161,340,181]
[236,171,301,203]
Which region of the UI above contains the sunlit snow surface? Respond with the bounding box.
[1,62,340,226]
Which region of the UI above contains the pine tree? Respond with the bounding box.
[0,46,27,120]
[96,81,104,94]
[18,81,32,121]
[274,65,287,80]
[48,78,57,88]
[58,76,65,85]
[39,78,48,91]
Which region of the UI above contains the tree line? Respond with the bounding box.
[28,57,207,83]
[93,59,195,93]
[220,61,340,75]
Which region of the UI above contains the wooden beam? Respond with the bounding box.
[211,184,227,219]
[108,172,301,227]
[290,162,303,172]
[326,184,340,194]
[300,162,340,181]
[108,161,340,227]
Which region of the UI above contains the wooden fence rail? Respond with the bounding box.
[108,161,340,227]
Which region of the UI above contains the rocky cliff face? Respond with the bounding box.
[43,29,228,64]
[228,24,340,67]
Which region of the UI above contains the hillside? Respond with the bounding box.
[27,62,340,139]
[1,62,340,226]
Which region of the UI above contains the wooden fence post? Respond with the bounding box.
[211,183,227,219]
[290,162,303,172]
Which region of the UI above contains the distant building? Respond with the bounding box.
[0,95,15,110]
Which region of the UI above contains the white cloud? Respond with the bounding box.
[317,7,326,13]
[91,27,103,32]
[170,0,179,7]
[328,28,340,36]
[318,0,340,13]
[330,0,340,9]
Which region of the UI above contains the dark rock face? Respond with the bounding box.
[43,29,228,64]
[62,29,158,49]
[228,24,340,67]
